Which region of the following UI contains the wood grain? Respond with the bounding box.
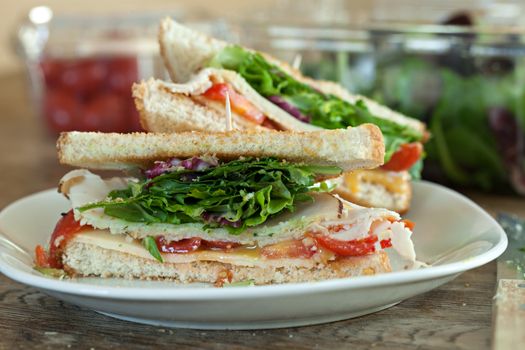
[0,71,523,349]
[492,279,525,350]
[0,264,495,350]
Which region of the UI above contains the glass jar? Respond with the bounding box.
[235,18,525,194]
[16,7,235,134]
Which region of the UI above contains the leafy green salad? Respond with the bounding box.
[372,58,525,191]
[79,157,341,234]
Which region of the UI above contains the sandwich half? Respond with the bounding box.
[35,128,417,285]
[133,18,429,213]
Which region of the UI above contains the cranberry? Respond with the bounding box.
[80,94,127,132]
[43,89,81,133]
[107,57,138,95]
[58,59,108,94]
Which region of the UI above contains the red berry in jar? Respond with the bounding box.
[128,105,143,132]
[58,59,108,95]
[43,89,81,133]
[40,60,63,88]
[80,93,128,132]
[107,57,138,95]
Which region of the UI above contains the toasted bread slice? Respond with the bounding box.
[63,241,391,284]
[57,127,384,172]
[158,17,427,136]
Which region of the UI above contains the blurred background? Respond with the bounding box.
[2,0,525,194]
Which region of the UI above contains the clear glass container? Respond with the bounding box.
[235,20,525,194]
[16,7,236,134]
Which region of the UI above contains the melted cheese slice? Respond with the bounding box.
[71,229,318,268]
[343,169,410,195]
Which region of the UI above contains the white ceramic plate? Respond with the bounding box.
[0,181,507,330]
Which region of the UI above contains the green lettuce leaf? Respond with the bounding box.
[34,266,67,279]
[208,46,423,162]
[79,158,340,234]
[223,279,255,287]
[142,236,163,263]
[408,159,423,180]
[374,58,515,190]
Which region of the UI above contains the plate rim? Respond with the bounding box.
[0,181,508,301]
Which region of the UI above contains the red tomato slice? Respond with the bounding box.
[202,83,266,124]
[380,238,392,249]
[261,240,315,259]
[47,210,87,268]
[155,237,202,253]
[315,234,391,257]
[382,142,423,172]
[261,118,281,130]
[34,245,50,268]
[201,240,242,250]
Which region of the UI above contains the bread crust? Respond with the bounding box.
[56,128,384,172]
[159,17,226,83]
[63,241,391,285]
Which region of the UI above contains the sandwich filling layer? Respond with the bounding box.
[67,156,342,235]
[136,78,416,211]
[36,164,417,272]
[43,203,414,271]
[155,67,423,176]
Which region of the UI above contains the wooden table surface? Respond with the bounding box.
[1,72,524,350]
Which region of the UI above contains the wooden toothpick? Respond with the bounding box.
[292,54,302,70]
[225,90,233,131]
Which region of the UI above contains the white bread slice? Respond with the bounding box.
[63,241,391,284]
[57,127,384,172]
[159,19,226,84]
[158,17,427,136]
